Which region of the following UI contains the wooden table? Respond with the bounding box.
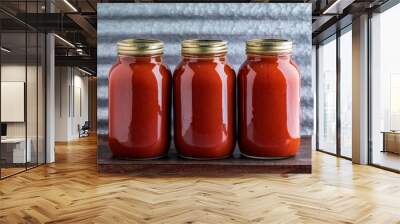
[98,136,312,174]
[1,138,32,164]
[382,131,400,154]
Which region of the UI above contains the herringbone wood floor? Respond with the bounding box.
[1,136,400,224]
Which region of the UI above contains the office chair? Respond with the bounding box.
[79,121,90,138]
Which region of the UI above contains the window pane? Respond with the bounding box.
[371,3,400,171]
[340,29,352,158]
[318,38,337,154]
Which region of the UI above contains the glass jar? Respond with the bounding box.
[238,39,300,158]
[173,39,236,159]
[108,39,171,159]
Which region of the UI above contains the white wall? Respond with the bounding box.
[1,66,26,138]
[74,73,89,135]
[54,67,89,141]
[1,65,40,138]
[55,67,70,141]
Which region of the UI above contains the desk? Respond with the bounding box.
[1,138,31,163]
[382,131,400,154]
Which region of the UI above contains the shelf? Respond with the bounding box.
[97,136,311,174]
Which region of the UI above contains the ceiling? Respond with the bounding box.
[0,0,393,75]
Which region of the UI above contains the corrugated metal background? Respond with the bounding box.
[97,3,313,156]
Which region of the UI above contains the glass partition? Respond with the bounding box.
[1,31,28,177]
[0,1,46,179]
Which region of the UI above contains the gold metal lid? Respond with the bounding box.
[181,39,228,55]
[246,39,292,54]
[117,39,164,56]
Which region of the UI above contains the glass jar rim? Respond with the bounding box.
[246,39,292,54]
[181,39,228,55]
[117,39,164,56]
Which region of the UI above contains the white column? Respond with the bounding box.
[46,33,55,163]
[45,1,55,163]
[352,14,369,164]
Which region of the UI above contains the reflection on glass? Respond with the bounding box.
[340,30,352,158]
[371,3,400,171]
[318,38,337,154]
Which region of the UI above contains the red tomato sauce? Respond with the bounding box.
[238,53,300,158]
[108,54,171,159]
[173,53,236,159]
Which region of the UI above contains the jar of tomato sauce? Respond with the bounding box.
[238,39,300,158]
[173,39,236,159]
[108,39,171,159]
